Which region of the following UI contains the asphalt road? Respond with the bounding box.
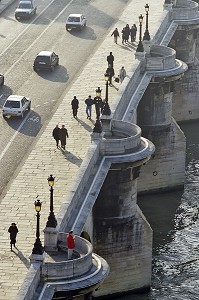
[0,0,130,198]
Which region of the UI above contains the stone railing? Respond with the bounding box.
[146,45,176,71]
[99,120,141,155]
[172,0,199,19]
[41,234,93,280]
[16,263,41,300]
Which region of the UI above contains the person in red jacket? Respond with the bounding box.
[67,231,75,260]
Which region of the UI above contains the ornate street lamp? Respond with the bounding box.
[46,174,57,228]
[143,4,150,41]
[93,87,102,133]
[32,198,44,255]
[136,14,144,52]
[102,73,111,116]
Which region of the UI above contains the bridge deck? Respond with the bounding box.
[0,0,165,299]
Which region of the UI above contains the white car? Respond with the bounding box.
[2,95,31,118]
[15,0,37,20]
[65,14,86,31]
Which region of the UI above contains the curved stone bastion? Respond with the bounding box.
[17,235,109,300]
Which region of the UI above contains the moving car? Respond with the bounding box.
[2,95,31,118]
[15,0,37,20]
[66,14,86,31]
[0,74,4,86]
[33,51,59,72]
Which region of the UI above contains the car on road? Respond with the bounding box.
[2,95,31,118]
[0,74,4,86]
[15,0,37,20]
[33,51,59,72]
[65,14,86,31]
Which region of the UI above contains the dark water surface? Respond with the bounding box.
[115,121,199,300]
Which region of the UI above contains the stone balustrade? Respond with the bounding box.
[146,45,176,71]
[172,0,199,19]
[41,234,93,280]
[100,120,142,155]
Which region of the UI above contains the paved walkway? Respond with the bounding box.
[0,0,165,299]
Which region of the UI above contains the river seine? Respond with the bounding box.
[115,121,199,300]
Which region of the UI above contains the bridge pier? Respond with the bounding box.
[170,24,199,121]
[92,162,152,298]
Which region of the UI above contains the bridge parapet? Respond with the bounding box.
[172,0,199,20]
[146,45,176,71]
[100,120,141,155]
[42,234,93,280]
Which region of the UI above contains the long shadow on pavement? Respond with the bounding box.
[12,247,30,269]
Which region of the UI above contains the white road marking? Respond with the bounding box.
[4,0,75,75]
[0,0,75,161]
[0,111,32,161]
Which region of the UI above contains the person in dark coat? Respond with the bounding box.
[71,96,79,118]
[52,125,60,148]
[85,95,94,119]
[124,24,130,42]
[130,24,137,42]
[8,223,18,250]
[59,125,69,150]
[94,95,102,119]
[106,64,115,86]
[111,28,120,44]
[107,52,114,67]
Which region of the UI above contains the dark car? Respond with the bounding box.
[33,51,59,72]
[0,74,4,86]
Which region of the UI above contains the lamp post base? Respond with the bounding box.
[29,252,46,264]
[44,226,58,253]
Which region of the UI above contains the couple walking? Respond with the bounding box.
[52,125,69,150]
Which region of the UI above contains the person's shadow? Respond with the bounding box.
[12,247,30,269]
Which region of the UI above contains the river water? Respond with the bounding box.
[115,121,199,300]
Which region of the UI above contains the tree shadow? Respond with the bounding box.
[12,247,30,269]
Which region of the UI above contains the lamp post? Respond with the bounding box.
[46,174,57,228]
[102,73,111,116]
[136,14,144,52]
[143,4,150,41]
[32,198,44,255]
[93,87,102,133]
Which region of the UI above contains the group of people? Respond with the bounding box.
[106,52,126,84]
[52,124,69,150]
[111,24,137,44]
[8,221,75,260]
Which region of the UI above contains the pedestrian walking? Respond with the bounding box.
[111,28,120,44]
[8,223,18,251]
[94,95,103,119]
[85,95,94,119]
[121,27,126,44]
[106,64,115,86]
[52,125,60,148]
[71,96,79,118]
[59,125,69,150]
[119,66,126,83]
[107,52,114,67]
[125,24,130,42]
[133,24,137,41]
[67,230,75,260]
[130,24,137,42]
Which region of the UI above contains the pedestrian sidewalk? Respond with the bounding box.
[0,0,164,299]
